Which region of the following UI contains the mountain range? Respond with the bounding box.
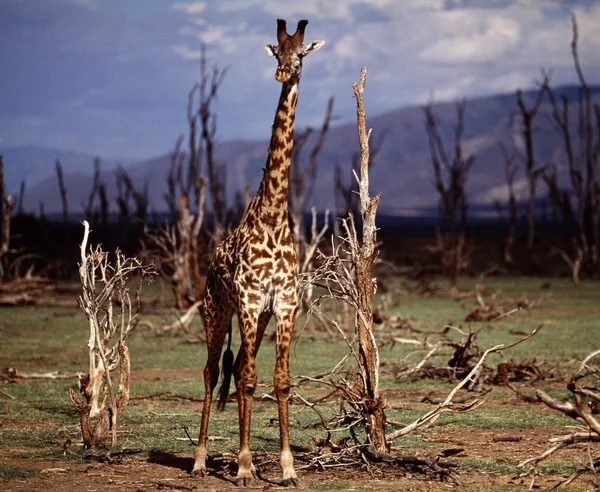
[3,84,599,217]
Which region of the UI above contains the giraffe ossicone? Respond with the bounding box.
[191,18,325,488]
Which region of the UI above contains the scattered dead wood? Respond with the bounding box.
[129,392,202,403]
[2,367,76,380]
[137,300,204,341]
[493,359,551,385]
[289,443,459,483]
[387,327,541,442]
[0,268,56,305]
[515,349,600,489]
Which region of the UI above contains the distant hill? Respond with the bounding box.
[11,84,600,216]
[1,146,126,201]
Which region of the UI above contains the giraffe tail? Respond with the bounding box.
[217,321,234,410]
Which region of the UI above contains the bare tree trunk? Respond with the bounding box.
[350,67,387,453]
[424,100,474,284]
[16,180,25,216]
[83,158,102,224]
[499,144,518,263]
[540,14,600,276]
[55,159,69,223]
[0,156,14,261]
[514,77,547,265]
[193,46,228,246]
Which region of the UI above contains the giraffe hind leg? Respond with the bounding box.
[191,305,232,478]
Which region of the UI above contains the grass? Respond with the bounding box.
[0,275,598,489]
[0,466,40,479]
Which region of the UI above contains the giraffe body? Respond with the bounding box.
[191,19,325,487]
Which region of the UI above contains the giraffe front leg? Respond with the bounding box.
[234,312,259,487]
[234,371,257,486]
[191,362,217,477]
[274,313,298,487]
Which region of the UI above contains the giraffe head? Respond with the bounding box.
[265,19,325,83]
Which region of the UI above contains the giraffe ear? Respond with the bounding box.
[265,44,277,57]
[302,40,325,56]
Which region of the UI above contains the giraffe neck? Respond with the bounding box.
[252,79,299,223]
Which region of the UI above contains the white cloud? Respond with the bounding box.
[171,44,202,60]
[419,14,521,64]
[172,1,207,15]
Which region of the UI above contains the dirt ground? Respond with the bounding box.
[1,388,594,491]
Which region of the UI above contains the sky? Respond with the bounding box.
[0,0,599,161]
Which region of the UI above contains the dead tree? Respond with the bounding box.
[114,167,149,224]
[497,144,519,264]
[189,46,229,246]
[70,221,155,448]
[145,49,225,309]
[146,181,207,309]
[350,68,387,452]
[513,75,548,263]
[334,133,385,224]
[82,158,105,226]
[0,156,14,279]
[541,14,600,276]
[164,135,186,222]
[288,98,334,314]
[289,97,333,265]
[424,99,474,284]
[309,67,387,452]
[16,180,25,216]
[55,159,69,223]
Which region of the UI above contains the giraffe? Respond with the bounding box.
[191,19,325,487]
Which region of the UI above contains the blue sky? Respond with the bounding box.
[0,0,599,160]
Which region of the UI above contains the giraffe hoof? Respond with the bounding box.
[190,467,206,478]
[234,477,253,487]
[281,477,299,487]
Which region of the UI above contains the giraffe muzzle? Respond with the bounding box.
[275,69,291,83]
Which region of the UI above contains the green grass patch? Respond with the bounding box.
[0,466,40,479]
[0,275,599,486]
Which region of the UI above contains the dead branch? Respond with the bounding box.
[516,347,600,488]
[3,368,76,380]
[550,245,584,284]
[137,300,203,340]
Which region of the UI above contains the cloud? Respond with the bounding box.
[172,1,207,15]
[171,44,202,59]
[419,15,521,64]
[3,0,600,162]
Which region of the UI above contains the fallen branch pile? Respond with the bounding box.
[516,348,600,489]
